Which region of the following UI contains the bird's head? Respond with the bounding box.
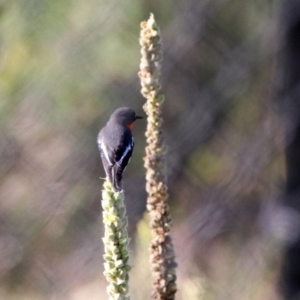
[110,107,143,129]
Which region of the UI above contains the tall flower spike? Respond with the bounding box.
[138,13,177,300]
[101,180,131,300]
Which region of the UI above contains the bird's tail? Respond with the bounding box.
[100,155,118,190]
[111,165,123,192]
[101,155,123,192]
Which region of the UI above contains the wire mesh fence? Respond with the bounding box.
[0,0,296,299]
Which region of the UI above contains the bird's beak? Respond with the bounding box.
[135,115,143,120]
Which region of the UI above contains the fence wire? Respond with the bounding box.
[0,0,293,299]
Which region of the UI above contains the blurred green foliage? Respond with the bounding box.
[0,0,285,299]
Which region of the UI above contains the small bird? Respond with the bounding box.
[97,107,143,192]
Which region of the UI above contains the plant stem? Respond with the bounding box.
[102,180,131,300]
[138,13,177,300]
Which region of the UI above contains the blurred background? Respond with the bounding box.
[1,0,300,299]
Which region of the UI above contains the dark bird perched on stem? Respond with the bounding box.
[97,107,143,192]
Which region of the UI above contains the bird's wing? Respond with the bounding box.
[97,132,114,166]
[115,134,134,170]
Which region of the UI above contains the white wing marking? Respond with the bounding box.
[100,140,113,166]
[117,145,132,166]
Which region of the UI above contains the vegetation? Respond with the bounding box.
[0,1,289,300]
[139,14,177,300]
